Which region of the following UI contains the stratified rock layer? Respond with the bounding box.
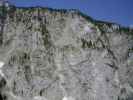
[0,3,133,100]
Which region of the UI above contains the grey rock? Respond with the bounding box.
[0,2,133,100]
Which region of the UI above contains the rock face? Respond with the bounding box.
[0,2,133,100]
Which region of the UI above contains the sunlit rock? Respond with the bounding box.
[0,1,132,100]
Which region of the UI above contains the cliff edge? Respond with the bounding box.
[0,2,133,100]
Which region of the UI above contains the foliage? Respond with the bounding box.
[81,38,96,49]
[120,27,133,36]
[41,23,52,49]
[77,11,94,22]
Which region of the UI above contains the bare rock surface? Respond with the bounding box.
[0,2,133,100]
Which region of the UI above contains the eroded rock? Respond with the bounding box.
[0,2,133,100]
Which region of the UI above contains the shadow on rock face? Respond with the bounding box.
[0,93,7,100]
[0,77,6,89]
[0,77,7,100]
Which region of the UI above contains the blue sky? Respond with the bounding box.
[8,0,133,26]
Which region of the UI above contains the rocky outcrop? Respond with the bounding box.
[0,1,133,100]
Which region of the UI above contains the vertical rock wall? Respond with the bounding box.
[0,3,132,100]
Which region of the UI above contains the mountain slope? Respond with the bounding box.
[0,2,133,100]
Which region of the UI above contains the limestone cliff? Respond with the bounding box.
[0,2,133,100]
